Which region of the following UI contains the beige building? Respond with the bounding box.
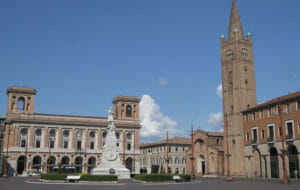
[186,129,224,177]
[2,86,141,176]
[243,92,300,179]
[221,0,257,176]
[140,138,190,174]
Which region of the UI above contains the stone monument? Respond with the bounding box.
[91,108,130,179]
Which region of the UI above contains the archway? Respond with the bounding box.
[253,149,262,178]
[32,156,42,172]
[17,156,26,174]
[288,145,299,178]
[88,157,96,173]
[126,157,133,172]
[75,156,83,173]
[47,156,56,173]
[270,147,279,178]
[197,155,205,175]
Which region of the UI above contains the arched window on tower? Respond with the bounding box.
[226,50,234,60]
[241,49,248,60]
[126,105,132,117]
[17,97,25,111]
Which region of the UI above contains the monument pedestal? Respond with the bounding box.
[91,108,130,179]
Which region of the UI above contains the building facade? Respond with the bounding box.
[186,129,224,177]
[243,92,300,179]
[140,138,190,174]
[3,86,141,176]
[221,0,257,176]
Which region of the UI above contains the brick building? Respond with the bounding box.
[2,86,141,176]
[243,92,300,179]
[186,129,224,177]
[140,138,190,174]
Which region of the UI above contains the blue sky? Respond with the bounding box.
[0,0,299,142]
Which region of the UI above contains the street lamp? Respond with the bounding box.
[223,115,232,181]
[278,102,288,184]
[3,125,13,177]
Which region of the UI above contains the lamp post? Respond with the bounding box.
[3,125,11,177]
[224,115,232,181]
[166,131,169,174]
[190,125,195,179]
[278,102,288,183]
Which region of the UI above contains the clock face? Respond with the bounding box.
[106,148,118,161]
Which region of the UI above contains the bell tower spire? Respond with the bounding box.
[228,0,244,41]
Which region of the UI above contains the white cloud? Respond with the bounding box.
[208,112,223,132]
[216,84,222,99]
[140,94,184,142]
[157,77,168,85]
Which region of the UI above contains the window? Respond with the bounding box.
[127,143,131,150]
[229,81,233,88]
[50,140,55,148]
[64,141,68,149]
[126,105,132,117]
[252,127,258,144]
[17,97,25,111]
[34,128,42,148]
[21,140,26,147]
[286,104,291,114]
[261,130,265,139]
[229,71,232,77]
[297,100,300,111]
[226,51,234,60]
[246,132,249,142]
[241,49,248,60]
[259,110,263,119]
[245,114,249,122]
[232,140,235,144]
[169,146,171,152]
[35,140,40,148]
[268,108,272,117]
[252,112,256,121]
[286,121,294,139]
[268,124,274,141]
[244,66,248,73]
[77,141,82,150]
[298,123,300,134]
[245,79,248,86]
[102,131,107,147]
[231,105,234,114]
[176,147,178,151]
[90,142,94,149]
[217,139,219,145]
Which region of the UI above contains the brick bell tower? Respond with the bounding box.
[221,0,257,176]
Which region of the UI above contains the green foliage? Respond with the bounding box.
[80,175,117,181]
[41,173,69,180]
[179,174,191,182]
[134,174,173,182]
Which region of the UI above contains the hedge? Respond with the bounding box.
[40,173,117,181]
[41,173,69,180]
[80,175,117,181]
[134,174,191,182]
[134,174,173,182]
[179,174,191,182]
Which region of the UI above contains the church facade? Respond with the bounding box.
[2,86,141,176]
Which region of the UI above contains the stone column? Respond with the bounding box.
[266,155,271,179]
[278,154,283,179]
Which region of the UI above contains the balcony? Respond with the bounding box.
[251,139,258,146]
[286,134,294,142]
[267,137,274,143]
